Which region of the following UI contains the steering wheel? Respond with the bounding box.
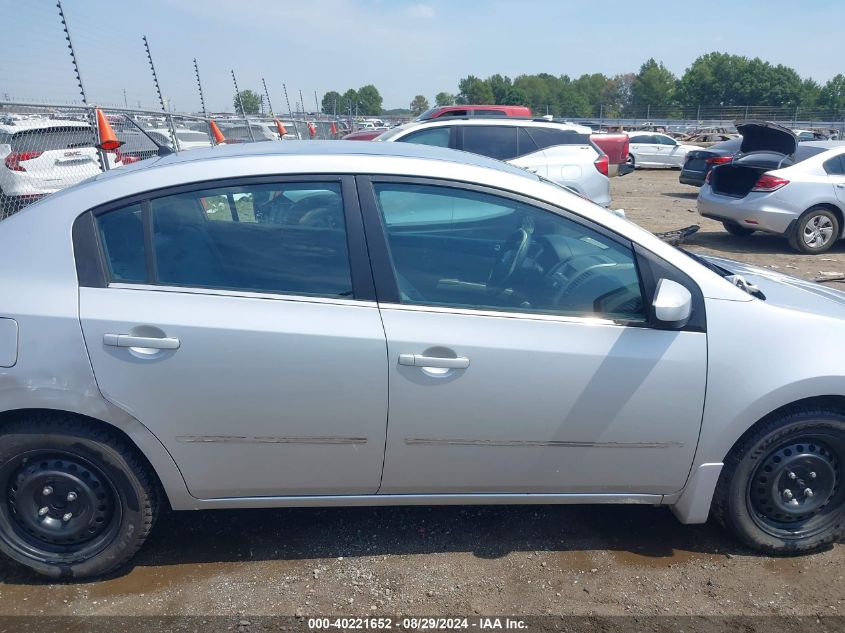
[488,228,531,292]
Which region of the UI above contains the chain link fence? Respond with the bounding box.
[0,102,351,219]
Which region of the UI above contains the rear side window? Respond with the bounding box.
[462,126,518,160]
[11,127,94,152]
[629,135,654,144]
[515,128,539,157]
[397,127,451,148]
[96,204,146,283]
[823,154,845,175]
[524,127,589,150]
[95,182,353,298]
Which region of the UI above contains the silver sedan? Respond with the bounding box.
[0,141,844,579]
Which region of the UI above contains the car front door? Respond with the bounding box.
[360,178,707,496]
[77,177,388,499]
[655,135,683,167]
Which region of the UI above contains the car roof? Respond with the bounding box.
[91,139,542,182]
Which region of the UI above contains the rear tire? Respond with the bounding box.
[626,154,636,169]
[788,207,839,254]
[712,408,845,554]
[722,221,756,237]
[0,413,157,579]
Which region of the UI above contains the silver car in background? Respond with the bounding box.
[1,141,844,580]
[698,121,845,253]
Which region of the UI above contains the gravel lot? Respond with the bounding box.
[0,169,843,622]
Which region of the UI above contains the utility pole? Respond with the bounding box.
[123,88,128,108]
[230,70,255,141]
[143,35,178,149]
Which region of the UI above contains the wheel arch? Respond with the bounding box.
[0,407,192,510]
[671,394,845,524]
[801,202,845,238]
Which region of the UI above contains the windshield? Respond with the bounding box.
[374,122,417,141]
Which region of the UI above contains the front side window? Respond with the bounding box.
[374,182,644,320]
[462,126,519,160]
[398,127,451,148]
[656,135,677,146]
[96,182,353,298]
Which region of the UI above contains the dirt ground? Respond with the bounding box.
[0,170,843,623]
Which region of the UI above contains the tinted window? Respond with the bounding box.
[823,154,845,175]
[525,127,590,150]
[438,110,467,118]
[398,127,451,148]
[11,127,94,152]
[515,127,539,157]
[472,110,507,117]
[96,204,146,283]
[96,183,353,298]
[462,126,518,160]
[655,135,677,146]
[629,135,654,144]
[375,183,644,320]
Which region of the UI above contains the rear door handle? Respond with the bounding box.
[103,334,180,350]
[398,354,469,369]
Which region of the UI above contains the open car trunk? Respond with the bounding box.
[710,122,798,198]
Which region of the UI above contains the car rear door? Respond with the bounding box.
[629,135,656,165]
[824,153,845,204]
[360,177,707,496]
[77,176,388,499]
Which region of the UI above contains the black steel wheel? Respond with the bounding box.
[0,414,157,579]
[713,407,845,554]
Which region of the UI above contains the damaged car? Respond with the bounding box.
[698,121,845,253]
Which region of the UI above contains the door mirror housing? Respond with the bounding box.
[653,279,692,329]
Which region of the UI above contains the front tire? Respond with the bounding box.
[712,408,845,554]
[788,207,839,254]
[722,221,756,237]
[0,414,157,579]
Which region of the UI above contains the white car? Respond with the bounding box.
[0,118,118,216]
[626,131,701,169]
[376,118,611,206]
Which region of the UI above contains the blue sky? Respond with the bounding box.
[0,0,841,112]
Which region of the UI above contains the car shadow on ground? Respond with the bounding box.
[686,230,845,258]
[6,503,833,585]
[661,191,699,199]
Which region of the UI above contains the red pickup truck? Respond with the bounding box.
[590,133,630,177]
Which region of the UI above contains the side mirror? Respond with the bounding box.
[653,279,692,329]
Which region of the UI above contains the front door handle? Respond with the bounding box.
[398,354,469,369]
[103,334,180,350]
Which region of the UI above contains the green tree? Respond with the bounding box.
[233,89,261,114]
[513,75,549,113]
[321,91,342,115]
[487,74,513,105]
[341,89,359,114]
[631,59,676,112]
[356,84,383,115]
[435,91,455,106]
[410,94,430,116]
[820,74,845,111]
[457,75,494,104]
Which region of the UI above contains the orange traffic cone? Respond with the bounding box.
[95,109,123,151]
[308,122,317,137]
[209,120,226,144]
[330,122,337,136]
[274,119,287,138]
